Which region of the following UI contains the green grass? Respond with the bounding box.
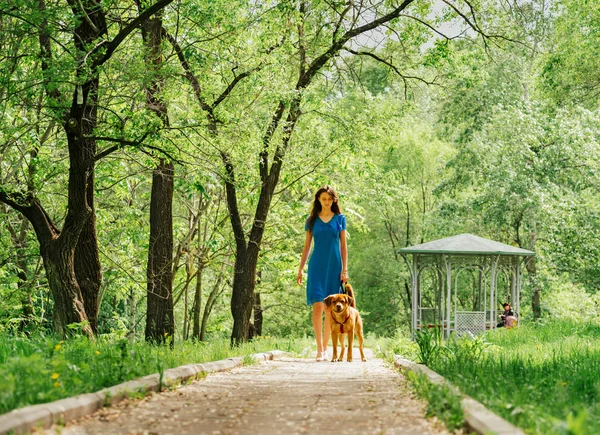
[387,321,600,434]
[408,371,464,431]
[0,333,310,414]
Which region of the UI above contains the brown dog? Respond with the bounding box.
[324,283,366,362]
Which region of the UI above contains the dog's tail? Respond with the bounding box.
[345,283,357,309]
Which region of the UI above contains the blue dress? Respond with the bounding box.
[305,214,347,305]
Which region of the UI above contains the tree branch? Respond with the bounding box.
[274,146,339,195]
[94,0,175,69]
[298,0,415,89]
[0,189,58,241]
[92,132,152,161]
[345,48,440,86]
[260,101,286,182]
[212,68,256,109]
[399,14,460,40]
[443,0,528,48]
[163,29,213,116]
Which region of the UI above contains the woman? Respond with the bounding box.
[297,185,348,361]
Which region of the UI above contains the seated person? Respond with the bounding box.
[497,303,517,328]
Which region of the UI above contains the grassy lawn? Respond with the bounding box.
[0,334,310,415]
[384,321,600,434]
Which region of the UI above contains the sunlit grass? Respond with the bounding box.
[0,334,310,414]
[423,321,600,434]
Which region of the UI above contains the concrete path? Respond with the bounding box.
[48,350,450,435]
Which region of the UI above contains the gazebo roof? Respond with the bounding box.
[398,233,535,256]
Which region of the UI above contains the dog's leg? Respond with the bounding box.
[331,332,339,362]
[356,317,366,362]
[339,333,346,362]
[347,328,354,362]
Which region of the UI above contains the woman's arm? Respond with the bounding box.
[297,231,312,285]
[340,229,348,282]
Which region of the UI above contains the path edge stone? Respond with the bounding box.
[394,355,524,435]
[0,350,289,435]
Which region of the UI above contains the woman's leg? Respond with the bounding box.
[312,302,325,358]
[323,305,331,353]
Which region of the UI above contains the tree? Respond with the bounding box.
[0,0,174,336]
[136,1,175,344]
[221,0,421,344]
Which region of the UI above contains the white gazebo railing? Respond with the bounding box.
[454,311,486,337]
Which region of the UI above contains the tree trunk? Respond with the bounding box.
[192,264,203,339]
[228,99,302,345]
[42,237,93,336]
[253,292,263,337]
[74,192,102,333]
[137,6,175,344]
[127,287,136,343]
[527,229,540,319]
[230,253,256,344]
[200,272,224,341]
[145,160,175,344]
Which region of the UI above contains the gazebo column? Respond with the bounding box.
[412,254,418,336]
[516,259,522,318]
[444,255,451,338]
[510,258,517,308]
[490,256,497,328]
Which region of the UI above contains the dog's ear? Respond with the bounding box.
[346,295,354,306]
[324,295,334,307]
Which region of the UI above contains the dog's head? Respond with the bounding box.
[324,293,354,313]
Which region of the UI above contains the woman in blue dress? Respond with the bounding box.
[296,185,348,361]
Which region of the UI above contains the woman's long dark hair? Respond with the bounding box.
[306,185,342,231]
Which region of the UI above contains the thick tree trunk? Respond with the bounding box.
[42,238,93,336]
[138,5,175,344]
[145,160,175,343]
[230,251,258,344]
[74,178,102,333]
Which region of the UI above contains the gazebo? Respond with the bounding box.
[398,234,535,338]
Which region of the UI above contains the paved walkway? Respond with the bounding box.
[50,350,450,435]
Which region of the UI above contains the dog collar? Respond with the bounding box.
[333,312,351,333]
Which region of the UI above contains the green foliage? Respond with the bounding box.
[428,322,600,434]
[372,331,419,363]
[414,327,443,366]
[540,0,600,107]
[0,0,599,385]
[541,277,600,323]
[382,322,600,433]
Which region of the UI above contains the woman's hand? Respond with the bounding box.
[340,270,349,282]
[296,270,303,286]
